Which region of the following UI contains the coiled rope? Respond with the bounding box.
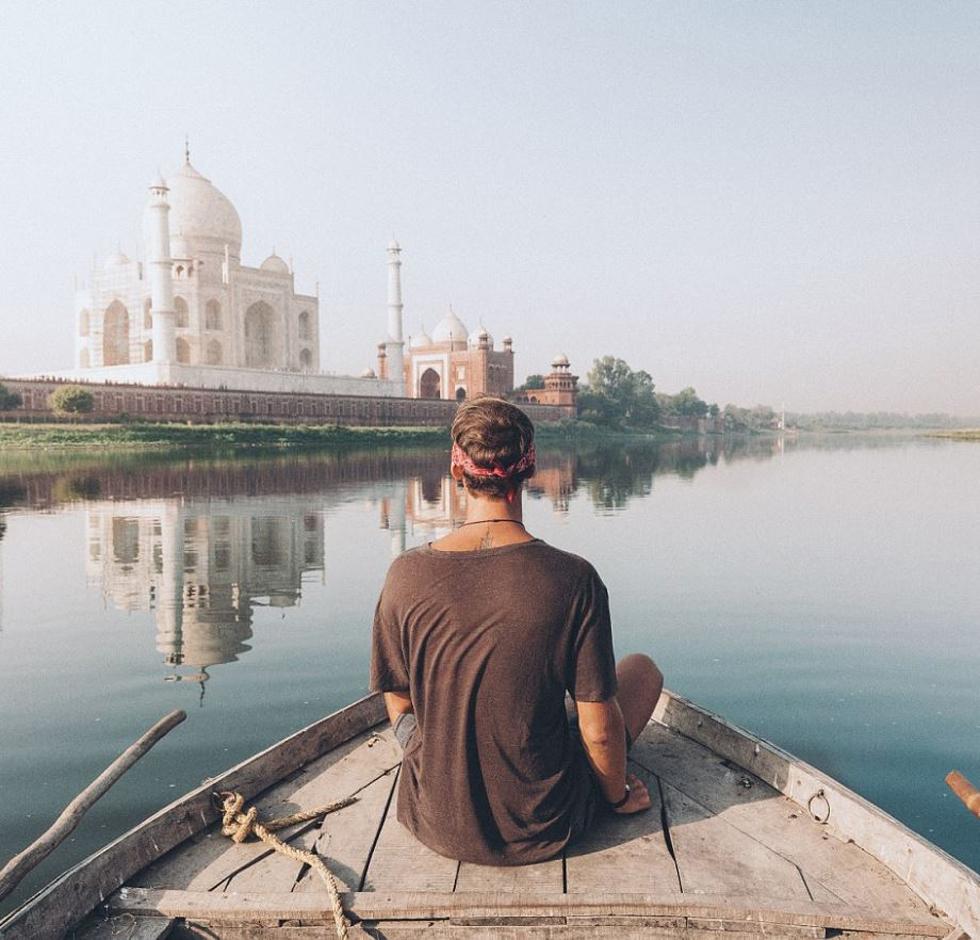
[215,789,357,939]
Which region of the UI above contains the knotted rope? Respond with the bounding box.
[215,790,357,939]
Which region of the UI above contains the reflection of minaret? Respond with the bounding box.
[156,501,185,668]
[385,240,405,395]
[387,482,407,556]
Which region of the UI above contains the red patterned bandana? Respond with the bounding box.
[451,441,536,479]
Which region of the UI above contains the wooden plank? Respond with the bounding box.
[632,722,946,922]
[223,732,401,896]
[361,772,459,892]
[453,856,563,894]
[565,760,680,894]
[73,914,176,939]
[130,727,396,892]
[175,927,780,940]
[107,888,953,935]
[660,778,811,901]
[0,694,386,940]
[294,769,399,893]
[653,690,979,937]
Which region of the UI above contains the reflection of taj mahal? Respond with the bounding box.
[85,499,324,688]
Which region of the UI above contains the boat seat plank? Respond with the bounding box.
[660,778,812,901]
[107,887,953,935]
[565,760,680,894]
[129,727,400,893]
[632,722,942,921]
[293,767,399,893]
[453,854,563,893]
[361,771,459,892]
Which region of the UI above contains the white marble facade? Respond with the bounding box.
[77,159,319,373]
[63,155,398,397]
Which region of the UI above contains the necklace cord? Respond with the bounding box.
[456,519,526,529]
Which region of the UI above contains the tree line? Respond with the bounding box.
[533,356,776,433]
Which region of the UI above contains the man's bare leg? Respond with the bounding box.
[616,653,664,743]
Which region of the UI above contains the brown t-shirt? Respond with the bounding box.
[369,538,617,866]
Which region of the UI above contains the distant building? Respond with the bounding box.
[50,150,394,397]
[511,354,579,410]
[376,243,515,400]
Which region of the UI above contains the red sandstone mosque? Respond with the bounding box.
[376,240,577,407]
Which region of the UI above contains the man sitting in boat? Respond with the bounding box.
[370,397,664,864]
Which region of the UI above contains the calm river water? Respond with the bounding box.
[0,433,977,913]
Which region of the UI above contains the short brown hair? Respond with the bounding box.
[451,397,535,498]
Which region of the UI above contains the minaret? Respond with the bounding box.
[147,174,177,366]
[386,240,405,395]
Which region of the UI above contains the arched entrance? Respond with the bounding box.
[419,368,441,399]
[244,301,280,369]
[102,300,130,365]
[206,339,222,365]
[176,337,191,364]
[455,387,466,401]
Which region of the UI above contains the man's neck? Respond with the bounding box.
[462,495,523,527]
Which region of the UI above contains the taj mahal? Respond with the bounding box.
[40,149,577,409]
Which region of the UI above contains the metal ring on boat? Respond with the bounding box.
[807,788,831,824]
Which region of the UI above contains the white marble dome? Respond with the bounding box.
[260,253,290,274]
[103,248,130,270]
[551,352,570,368]
[431,308,469,344]
[409,330,433,349]
[162,161,242,256]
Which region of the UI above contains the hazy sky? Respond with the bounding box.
[1,1,978,413]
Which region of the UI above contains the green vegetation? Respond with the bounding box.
[0,422,447,451]
[49,385,94,416]
[577,357,661,430]
[576,357,728,433]
[0,383,23,411]
[514,374,545,393]
[927,429,980,441]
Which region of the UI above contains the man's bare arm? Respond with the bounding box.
[383,690,413,726]
[576,697,651,814]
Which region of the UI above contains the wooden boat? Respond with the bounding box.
[1,690,977,939]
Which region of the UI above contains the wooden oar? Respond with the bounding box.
[0,709,186,902]
[946,770,980,818]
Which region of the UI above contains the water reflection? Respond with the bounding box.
[0,432,942,692]
[85,499,324,699]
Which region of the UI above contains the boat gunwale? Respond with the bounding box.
[0,693,386,940]
[653,689,979,937]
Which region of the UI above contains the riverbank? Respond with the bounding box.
[0,420,690,451]
[927,429,980,441]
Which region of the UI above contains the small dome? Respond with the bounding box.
[104,249,130,270]
[468,326,493,348]
[410,330,433,349]
[260,253,290,274]
[551,353,570,369]
[388,239,401,251]
[360,368,377,379]
[431,307,469,344]
[157,160,242,257]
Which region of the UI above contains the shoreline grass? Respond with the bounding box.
[926,429,980,441]
[0,420,701,452]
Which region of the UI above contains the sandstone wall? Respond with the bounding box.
[0,376,575,426]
